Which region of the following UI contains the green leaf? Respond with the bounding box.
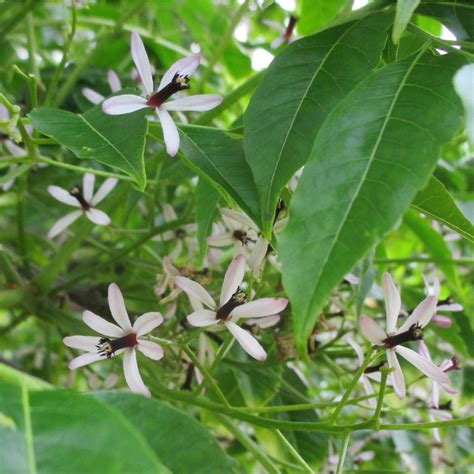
[279,51,466,355]
[177,124,260,224]
[244,11,393,235]
[393,0,421,44]
[0,380,168,474]
[412,176,474,242]
[95,392,237,474]
[29,107,148,190]
[403,210,460,291]
[297,0,350,35]
[417,0,474,41]
[195,178,221,261]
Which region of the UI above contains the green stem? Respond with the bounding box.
[181,344,230,407]
[336,433,350,474]
[16,174,31,277]
[372,367,390,427]
[194,70,265,125]
[216,414,280,474]
[55,217,189,291]
[329,348,379,423]
[26,12,41,90]
[44,0,77,106]
[198,0,251,93]
[275,430,313,474]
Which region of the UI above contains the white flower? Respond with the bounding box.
[153,203,197,260]
[63,283,164,396]
[102,33,223,156]
[453,64,474,145]
[423,275,463,328]
[359,273,450,399]
[175,254,288,360]
[82,69,122,104]
[263,15,299,49]
[47,173,117,239]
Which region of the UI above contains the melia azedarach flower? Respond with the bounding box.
[176,254,288,360]
[102,33,223,156]
[47,173,117,239]
[64,283,164,396]
[359,273,450,399]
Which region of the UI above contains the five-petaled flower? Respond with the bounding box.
[359,273,450,399]
[63,283,164,396]
[175,254,288,360]
[102,32,223,156]
[47,173,117,239]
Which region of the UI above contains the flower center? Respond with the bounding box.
[216,289,247,321]
[96,333,138,358]
[69,185,91,211]
[233,230,249,245]
[383,323,424,349]
[284,15,298,41]
[175,228,186,239]
[147,73,190,108]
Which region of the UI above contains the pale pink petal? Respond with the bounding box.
[344,273,359,285]
[220,208,258,231]
[231,297,288,319]
[133,312,163,336]
[387,350,406,399]
[397,295,437,333]
[164,94,223,112]
[220,254,246,306]
[346,335,364,365]
[207,233,234,247]
[163,203,177,221]
[418,340,432,361]
[437,303,463,312]
[108,283,133,332]
[431,379,440,408]
[395,345,450,384]
[159,55,201,91]
[130,32,154,96]
[361,376,377,409]
[262,19,285,33]
[48,185,81,207]
[83,310,124,337]
[102,95,148,115]
[271,36,285,49]
[123,349,151,396]
[225,321,267,361]
[432,315,452,328]
[91,178,118,206]
[83,173,95,202]
[430,409,453,421]
[69,352,103,370]
[156,107,180,156]
[63,335,100,352]
[249,235,268,275]
[187,309,217,327]
[82,88,105,104]
[4,140,25,157]
[47,210,82,239]
[107,69,122,93]
[175,276,216,309]
[246,315,280,328]
[359,316,386,345]
[137,340,164,360]
[383,273,401,334]
[439,381,459,395]
[85,208,111,225]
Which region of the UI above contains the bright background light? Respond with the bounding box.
[352,0,369,10]
[276,0,296,11]
[252,48,274,71]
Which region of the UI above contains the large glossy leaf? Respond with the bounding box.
[243,11,393,235]
[0,380,168,474]
[177,124,260,224]
[279,51,466,354]
[29,107,148,189]
[393,0,420,44]
[412,176,474,242]
[297,0,350,35]
[95,392,237,474]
